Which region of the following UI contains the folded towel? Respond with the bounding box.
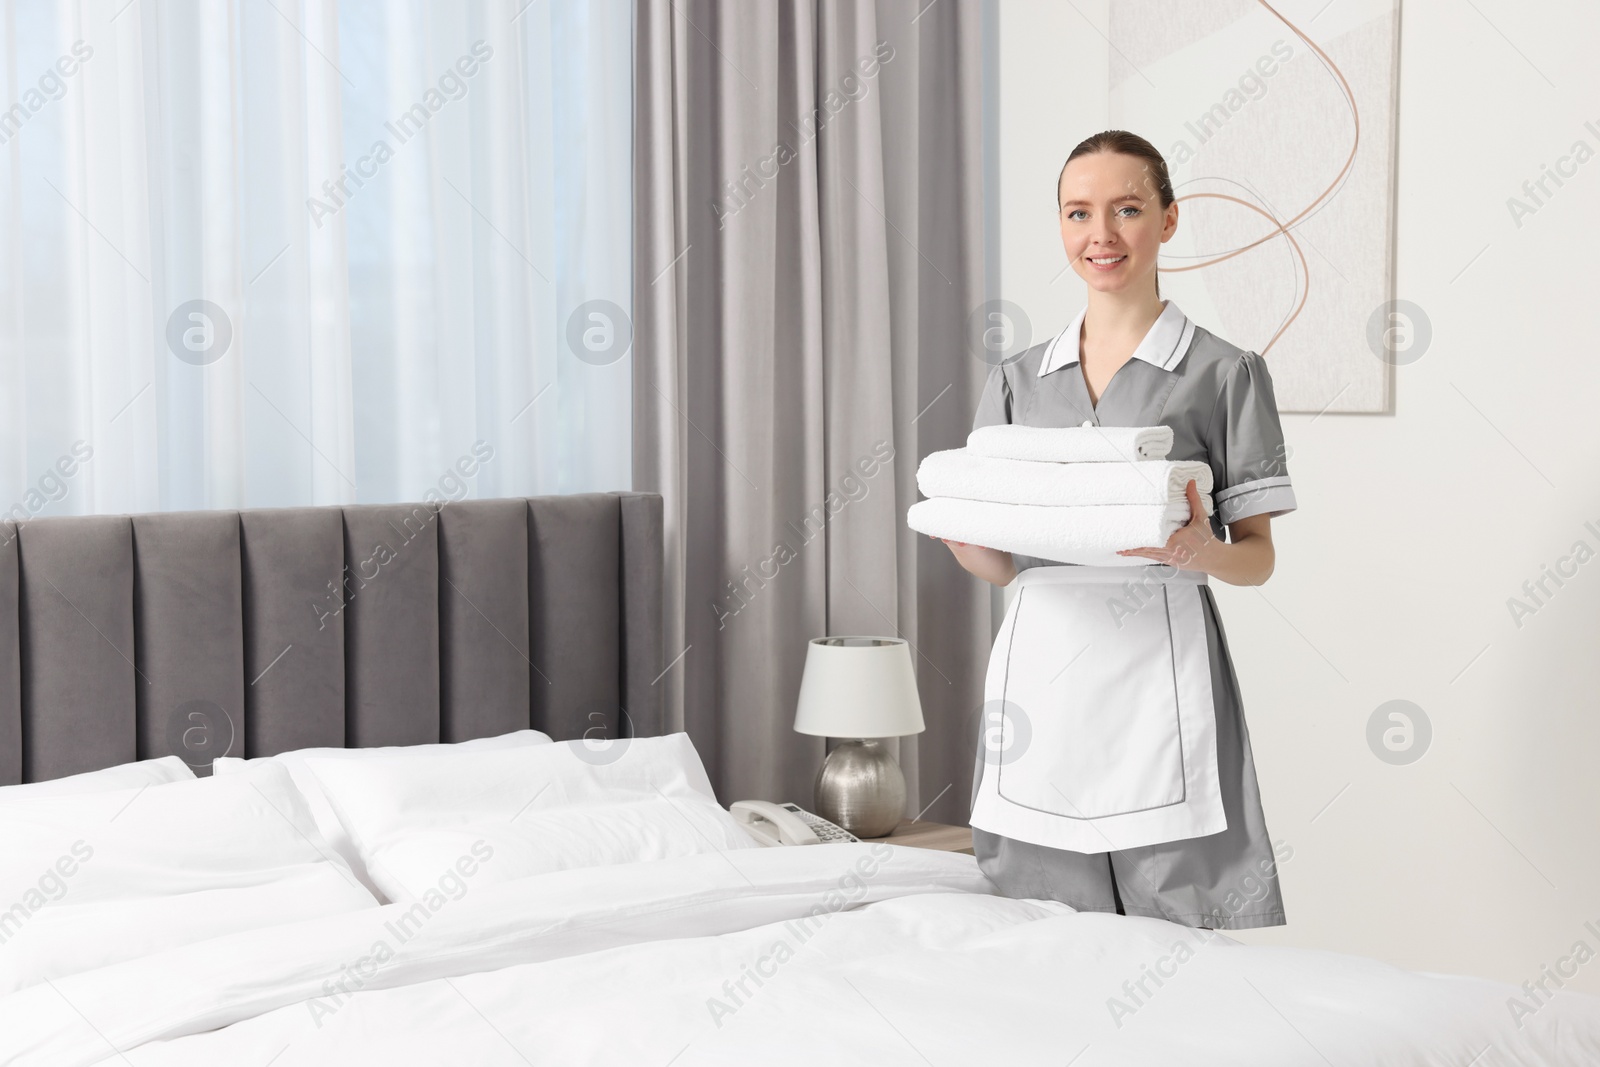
[917,448,1212,507]
[968,424,1174,463]
[907,495,1213,568]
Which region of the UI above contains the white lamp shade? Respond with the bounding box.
[793,636,925,738]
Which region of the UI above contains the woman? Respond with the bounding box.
[935,130,1295,930]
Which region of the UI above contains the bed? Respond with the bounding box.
[0,491,1596,1066]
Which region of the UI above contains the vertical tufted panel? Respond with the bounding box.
[6,492,662,782]
[618,493,664,738]
[18,515,137,780]
[438,498,530,742]
[343,503,441,747]
[528,494,621,741]
[132,512,246,774]
[241,507,347,756]
[0,523,19,785]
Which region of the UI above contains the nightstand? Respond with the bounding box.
[872,818,974,855]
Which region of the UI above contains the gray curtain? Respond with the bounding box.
[633,0,995,826]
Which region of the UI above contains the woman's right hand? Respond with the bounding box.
[929,534,1017,587]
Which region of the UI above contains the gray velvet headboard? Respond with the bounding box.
[0,491,663,784]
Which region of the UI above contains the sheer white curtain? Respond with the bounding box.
[0,0,630,519]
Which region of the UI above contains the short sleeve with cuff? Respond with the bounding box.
[1207,350,1297,526]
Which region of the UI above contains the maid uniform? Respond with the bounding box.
[967,300,1296,930]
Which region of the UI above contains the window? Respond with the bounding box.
[0,0,631,520]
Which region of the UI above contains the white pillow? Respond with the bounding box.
[305,732,758,903]
[0,756,195,802]
[0,761,375,993]
[213,728,553,899]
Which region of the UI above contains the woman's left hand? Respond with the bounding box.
[1116,479,1219,572]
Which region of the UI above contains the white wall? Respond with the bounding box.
[997,0,1600,993]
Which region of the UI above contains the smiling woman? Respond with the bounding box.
[947,129,1300,930]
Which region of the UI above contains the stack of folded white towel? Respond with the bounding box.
[906,424,1214,567]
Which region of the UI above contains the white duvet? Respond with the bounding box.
[3,844,1597,1066]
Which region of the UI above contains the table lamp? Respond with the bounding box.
[793,636,925,838]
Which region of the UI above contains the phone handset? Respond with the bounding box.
[730,800,859,846]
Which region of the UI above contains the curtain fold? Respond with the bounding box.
[634,0,994,825]
[0,0,631,516]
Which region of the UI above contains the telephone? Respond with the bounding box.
[730,800,859,846]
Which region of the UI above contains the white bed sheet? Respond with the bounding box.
[0,761,375,995]
[3,844,1597,1066]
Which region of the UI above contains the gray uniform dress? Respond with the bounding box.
[967,301,1296,930]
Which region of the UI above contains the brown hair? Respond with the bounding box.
[1056,130,1174,296]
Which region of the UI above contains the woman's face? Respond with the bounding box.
[1057,151,1179,297]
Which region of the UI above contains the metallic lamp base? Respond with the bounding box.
[812,738,905,839]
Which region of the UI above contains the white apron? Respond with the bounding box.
[969,563,1226,854]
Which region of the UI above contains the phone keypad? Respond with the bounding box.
[782,802,859,843]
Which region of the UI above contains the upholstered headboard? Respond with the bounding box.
[0,491,663,783]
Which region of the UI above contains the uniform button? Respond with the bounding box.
[1081,420,1093,427]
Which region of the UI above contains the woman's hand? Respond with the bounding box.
[929,534,1017,587]
[1116,479,1220,573]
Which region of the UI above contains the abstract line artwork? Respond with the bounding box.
[1109,0,1401,413]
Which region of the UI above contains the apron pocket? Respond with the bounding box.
[994,581,1186,819]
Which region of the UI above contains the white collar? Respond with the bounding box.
[1036,299,1196,377]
